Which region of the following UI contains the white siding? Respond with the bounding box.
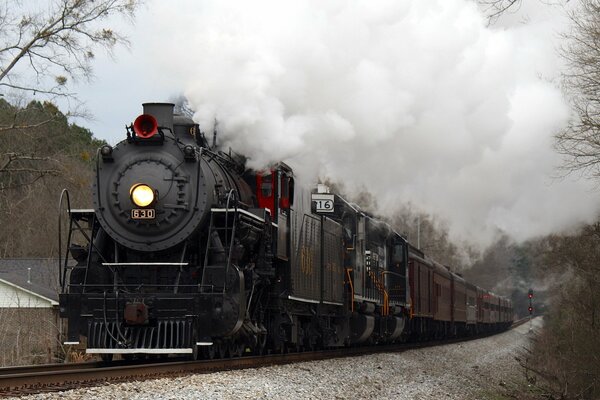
[0,281,54,308]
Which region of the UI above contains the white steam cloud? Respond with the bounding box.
[140,0,599,246]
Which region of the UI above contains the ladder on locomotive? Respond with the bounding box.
[200,204,239,295]
[368,269,390,316]
[58,189,102,292]
[200,201,269,295]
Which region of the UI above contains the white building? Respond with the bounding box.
[0,259,61,366]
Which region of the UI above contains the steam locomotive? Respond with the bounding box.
[58,103,513,361]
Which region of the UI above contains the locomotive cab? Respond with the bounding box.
[255,164,294,222]
[255,164,294,261]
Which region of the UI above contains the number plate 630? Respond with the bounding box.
[131,209,155,219]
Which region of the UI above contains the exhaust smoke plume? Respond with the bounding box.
[141,0,598,246]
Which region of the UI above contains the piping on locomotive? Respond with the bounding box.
[58,103,513,361]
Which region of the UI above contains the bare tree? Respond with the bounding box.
[523,224,600,398]
[0,0,140,190]
[0,0,139,104]
[555,0,600,179]
[0,153,60,191]
[477,0,567,25]
[478,0,523,23]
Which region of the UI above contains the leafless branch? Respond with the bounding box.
[0,152,62,191]
[555,0,600,180]
[479,0,566,25]
[479,0,522,24]
[0,152,60,171]
[0,0,140,102]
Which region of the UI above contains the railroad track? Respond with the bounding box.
[511,316,535,329]
[0,322,527,397]
[0,348,398,397]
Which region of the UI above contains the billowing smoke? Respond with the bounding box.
[139,0,599,246]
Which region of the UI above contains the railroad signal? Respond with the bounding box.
[527,289,534,316]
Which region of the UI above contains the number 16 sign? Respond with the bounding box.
[312,194,335,213]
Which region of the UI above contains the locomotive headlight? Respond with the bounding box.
[130,184,155,207]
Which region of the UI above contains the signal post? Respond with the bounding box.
[528,289,534,331]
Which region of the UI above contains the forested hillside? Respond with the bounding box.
[523,226,600,398]
[0,100,104,257]
[458,226,600,398]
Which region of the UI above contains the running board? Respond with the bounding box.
[87,348,192,354]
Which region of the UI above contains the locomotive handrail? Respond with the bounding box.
[223,189,238,295]
[381,270,405,276]
[224,189,237,247]
[211,208,266,223]
[193,147,202,212]
[95,148,103,211]
[200,212,215,292]
[66,283,211,289]
[202,147,245,175]
[101,262,189,266]
[58,189,71,290]
[346,268,355,312]
[173,242,187,294]
[368,270,389,316]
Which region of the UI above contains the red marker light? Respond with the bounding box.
[133,114,158,139]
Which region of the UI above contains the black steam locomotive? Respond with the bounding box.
[58,103,512,361]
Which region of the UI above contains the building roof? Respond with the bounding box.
[0,258,61,304]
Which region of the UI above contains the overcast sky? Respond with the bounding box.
[73,0,598,247]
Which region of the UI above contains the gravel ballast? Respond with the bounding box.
[12,318,540,400]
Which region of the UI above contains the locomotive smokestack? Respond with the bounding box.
[142,103,174,133]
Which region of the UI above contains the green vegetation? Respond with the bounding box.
[465,225,600,399]
[0,99,104,257]
[0,0,139,258]
[521,226,600,399]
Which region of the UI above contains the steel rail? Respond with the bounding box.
[0,322,525,397]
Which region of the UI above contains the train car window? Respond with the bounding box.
[261,174,273,197]
[281,174,288,198]
[257,172,276,217]
[365,250,372,268]
[341,214,356,250]
[279,174,290,209]
[392,243,404,268]
[289,176,295,206]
